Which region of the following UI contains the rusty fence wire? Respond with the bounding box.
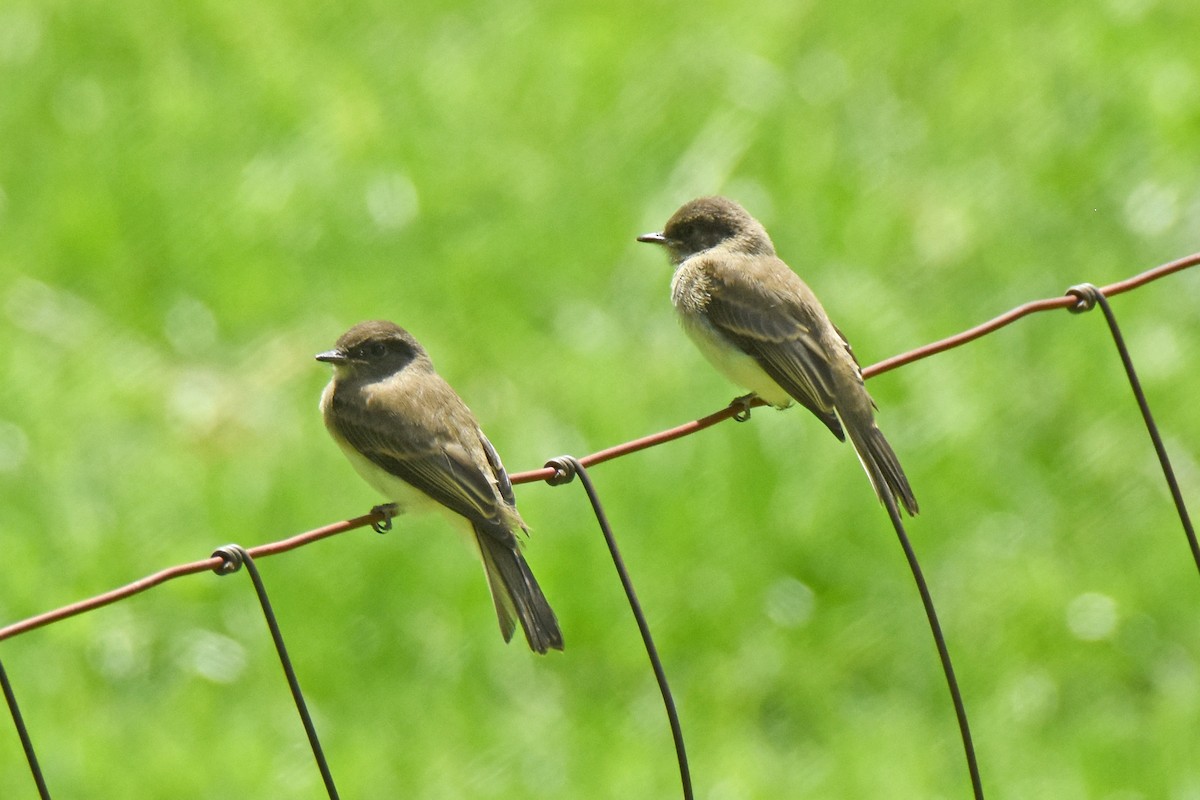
[2,251,1199,799]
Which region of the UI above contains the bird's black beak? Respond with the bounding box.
[636,231,668,245]
[315,349,348,364]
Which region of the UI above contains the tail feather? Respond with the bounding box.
[846,423,919,516]
[474,524,564,654]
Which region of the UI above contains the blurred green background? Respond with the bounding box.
[1,0,1199,797]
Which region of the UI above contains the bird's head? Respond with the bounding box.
[316,320,428,380]
[637,196,775,264]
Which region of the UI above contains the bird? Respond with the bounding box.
[316,320,563,653]
[637,196,918,516]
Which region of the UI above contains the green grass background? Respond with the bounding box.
[2,0,1199,797]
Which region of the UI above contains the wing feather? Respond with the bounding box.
[702,259,845,439]
[329,393,518,545]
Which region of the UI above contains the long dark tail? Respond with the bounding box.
[845,422,919,516]
[474,525,564,653]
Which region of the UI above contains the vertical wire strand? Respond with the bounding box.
[873,479,984,799]
[212,546,340,799]
[0,658,52,800]
[545,457,693,800]
[0,261,1193,798]
[1067,285,1200,573]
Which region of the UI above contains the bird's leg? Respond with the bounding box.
[371,503,401,534]
[730,393,758,422]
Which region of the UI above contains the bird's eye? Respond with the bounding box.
[369,342,387,357]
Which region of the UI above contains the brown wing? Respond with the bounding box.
[702,258,845,440]
[329,391,520,547]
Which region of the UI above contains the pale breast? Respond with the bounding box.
[672,265,794,408]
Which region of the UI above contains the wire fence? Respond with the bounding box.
[2,252,1199,798]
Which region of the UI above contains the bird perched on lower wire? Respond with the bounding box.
[316,320,563,653]
[637,196,918,516]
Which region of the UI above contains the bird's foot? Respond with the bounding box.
[730,393,757,422]
[371,503,400,534]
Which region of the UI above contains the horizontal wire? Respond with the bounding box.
[866,251,1200,378]
[512,250,1200,483]
[0,514,379,643]
[1,252,1197,642]
[510,401,761,485]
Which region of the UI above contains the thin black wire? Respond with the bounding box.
[4,256,1198,649]
[870,475,984,799]
[0,259,1195,798]
[212,545,340,800]
[0,658,52,800]
[544,456,693,800]
[1067,284,1200,572]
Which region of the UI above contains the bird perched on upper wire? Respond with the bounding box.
[637,196,918,516]
[316,320,563,653]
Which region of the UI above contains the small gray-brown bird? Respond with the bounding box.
[638,196,918,516]
[317,320,563,652]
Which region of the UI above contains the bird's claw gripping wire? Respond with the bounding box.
[730,394,756,422]
[1066,282,1103,314]
[370,503,400,534]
